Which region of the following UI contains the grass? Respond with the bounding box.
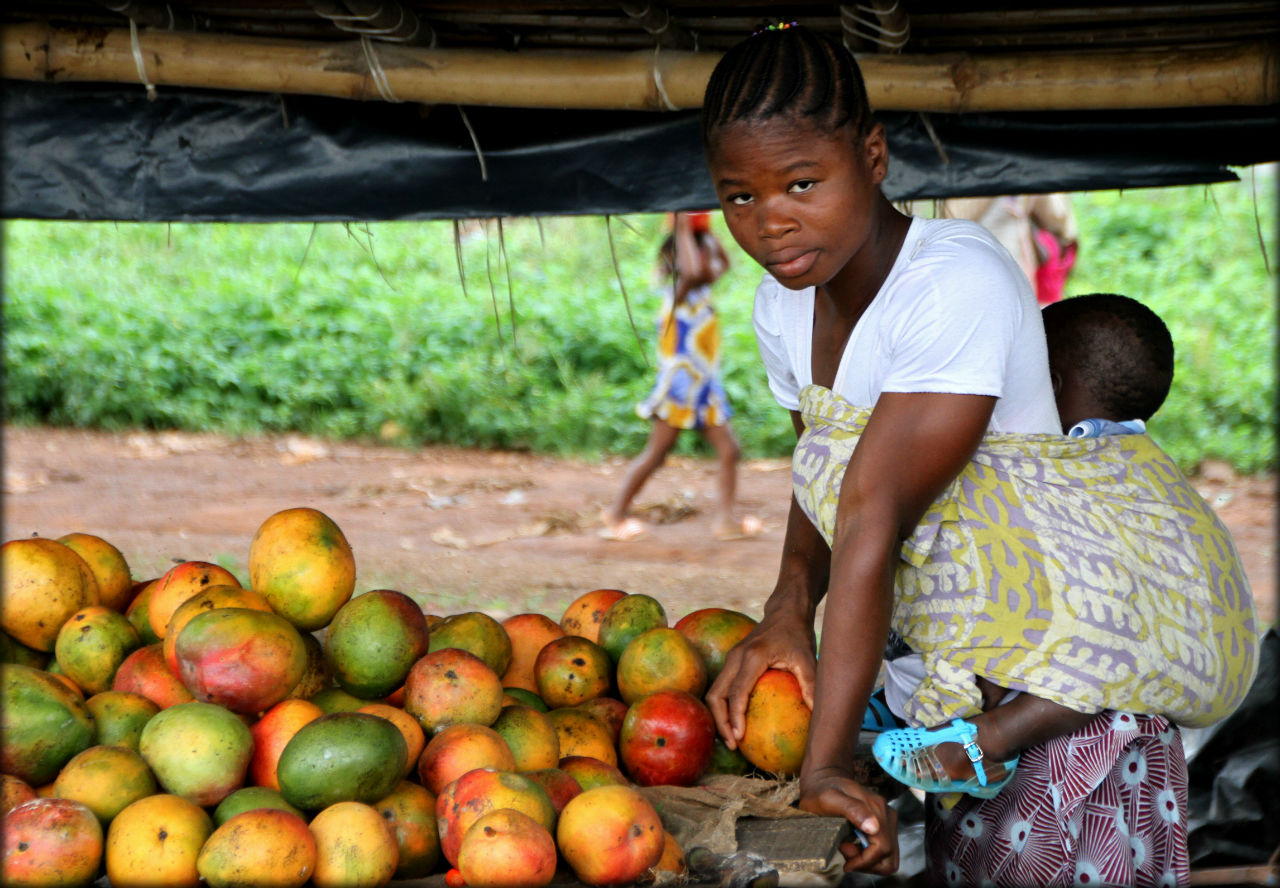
[3,166,1276,473]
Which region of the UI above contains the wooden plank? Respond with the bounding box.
[735,816,850,873]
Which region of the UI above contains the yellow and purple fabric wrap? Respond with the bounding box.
[793,384,1259,729]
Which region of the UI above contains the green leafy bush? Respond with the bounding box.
[4,169,1275,472]
[1068,173,1276,473]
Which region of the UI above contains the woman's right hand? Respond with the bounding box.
[704,605,817,749]
[799,766,899,875]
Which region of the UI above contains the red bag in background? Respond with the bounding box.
[665,211,713,234]
[1033,226,1077,306]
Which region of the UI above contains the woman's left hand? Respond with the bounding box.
[798,767,899,875]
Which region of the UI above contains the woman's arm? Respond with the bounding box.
[706,411,830,742]
[798,389,994,874]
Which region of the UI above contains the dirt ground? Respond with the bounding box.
[3,425,1275,629]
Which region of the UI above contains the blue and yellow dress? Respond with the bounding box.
[635,284,733,430]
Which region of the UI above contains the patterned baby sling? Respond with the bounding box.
[792,384,1259,729]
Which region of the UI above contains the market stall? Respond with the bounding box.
[2,3,1277,886]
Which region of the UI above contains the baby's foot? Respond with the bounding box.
[872,719,1019,797]
[932,734,1016,785]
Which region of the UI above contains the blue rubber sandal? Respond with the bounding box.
[872,718,1019,799]
[861,692,899,733]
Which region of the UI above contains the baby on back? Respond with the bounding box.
[874,291,1187,797]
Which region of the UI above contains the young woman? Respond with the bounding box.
[698,25,1252,886]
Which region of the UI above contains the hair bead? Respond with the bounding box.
[751,21,798,37]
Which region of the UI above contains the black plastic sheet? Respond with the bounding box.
[1184,628,1280,868]
[4,80,1278,222]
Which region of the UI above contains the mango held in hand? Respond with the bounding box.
[249,508,356,631]
[1,537,100,651]
[737,668,811,778]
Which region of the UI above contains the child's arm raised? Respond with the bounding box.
[705,231,731,282]
[672,213,713,304]
[802,389,993,874]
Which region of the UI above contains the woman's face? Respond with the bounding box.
[706,116,888,293]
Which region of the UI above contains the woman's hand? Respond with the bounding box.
[708,474,829,750]
[704,606,817,748]
[799,766,899,875]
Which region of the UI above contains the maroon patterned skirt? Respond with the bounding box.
[925,711,1189,887]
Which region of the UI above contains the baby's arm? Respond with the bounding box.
[970,691,1094,761]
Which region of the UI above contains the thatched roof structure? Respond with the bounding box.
[4,2,1278,220]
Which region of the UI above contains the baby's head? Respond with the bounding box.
[1042,293,1174,432]
[700,25,874,152]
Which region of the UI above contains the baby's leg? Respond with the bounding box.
[931,691,1094,783]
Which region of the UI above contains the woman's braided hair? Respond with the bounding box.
[701,26,874,150]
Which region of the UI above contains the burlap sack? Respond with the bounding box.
[637,774,806,856]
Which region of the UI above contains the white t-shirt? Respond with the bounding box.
[754,216,1060,724]
[753,216,1060,434]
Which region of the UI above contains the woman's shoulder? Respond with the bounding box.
[887,217,1033,317]
[909,215,1009,261]
[896,216,1028,297]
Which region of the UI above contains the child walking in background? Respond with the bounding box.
[601,212,762,542]
[696,24,1256,884]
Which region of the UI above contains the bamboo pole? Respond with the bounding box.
[3,21,1277,111]
[1188,862,1279,886]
